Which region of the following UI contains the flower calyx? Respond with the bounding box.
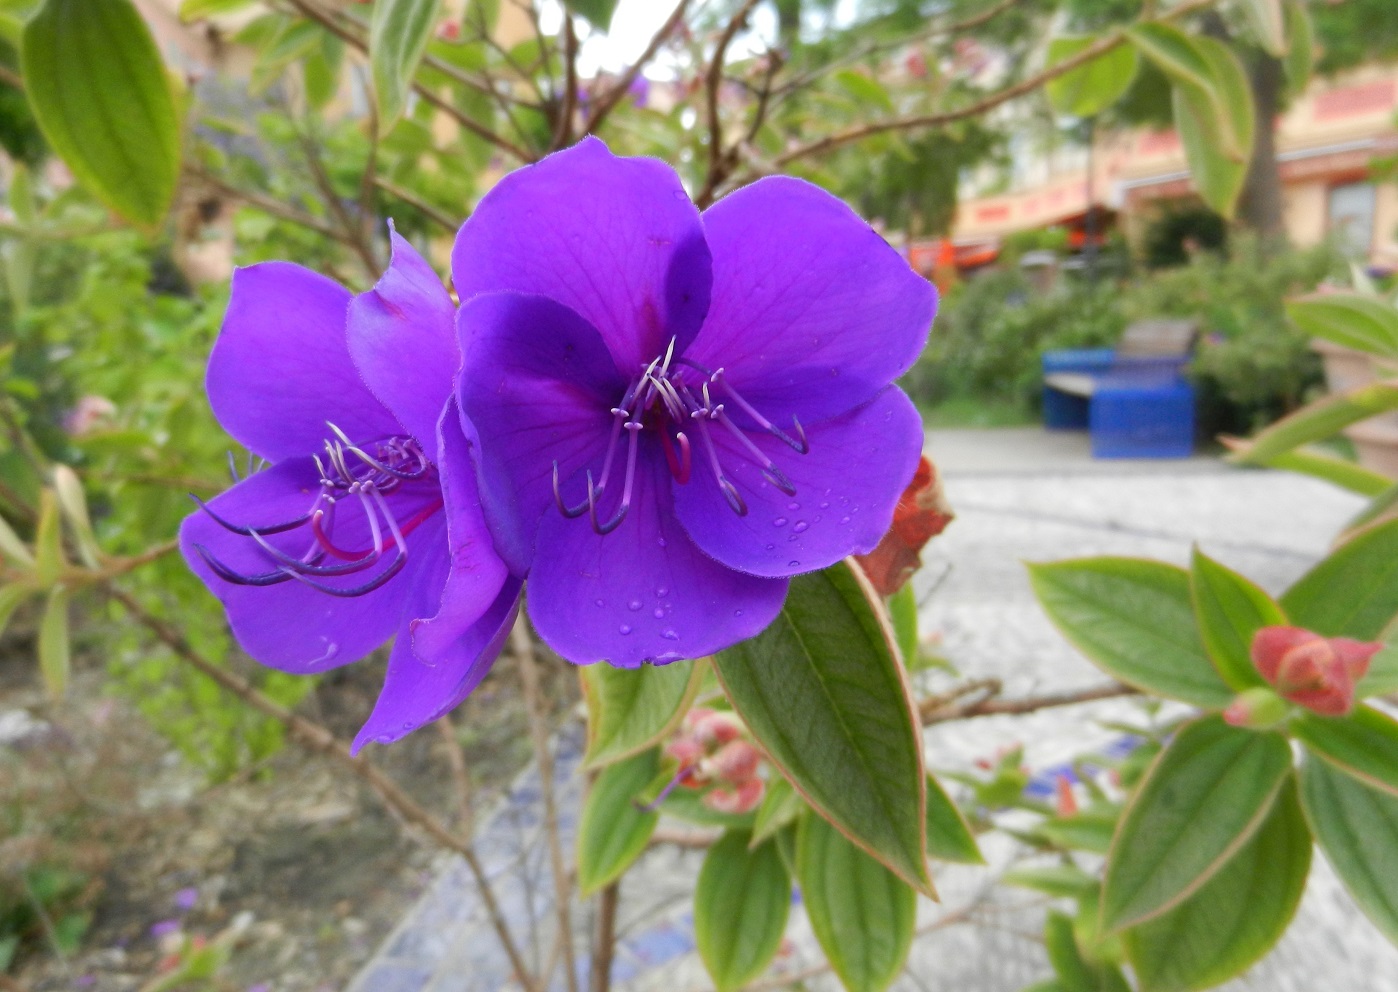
[1248,625,1382,719]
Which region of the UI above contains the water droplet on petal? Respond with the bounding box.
[787,501,800,511]
[793,521,809,533]
[788,560,800,567]
[733,610,744,617]
[773,517,787,527]
[661,629,679,640]
[657,536,667,548]
[619,624,633,635]
[402,721,414,730]
[628,599,642,611]
[819,501,830,509]
[653,607,666,619]
[840,516,851,524]
[765,543,775,551]
[595,598,605,607]
[655,585,668,597]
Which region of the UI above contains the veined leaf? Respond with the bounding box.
[581,657,703,769]
[37,584,69,700]
[1170,40,1253,218]
[0,510,34,568]
[1045,910,1130,992]
[576,748,660,895]
[1240,0,1287,57]
[1222,444,1392,498]
[1357,643,1398,698]
[694,831,790,992]
[1293,707,1398,799]
[798,813,916,992]
[1045,35,1139,119]
[1288,293,1398,361]
[888,582,919,668]
[1028,558,1234,708]
[1189,548,1281,691]
[1282,0,1314,99]
[1281,516,1398,639]
[750,776,804,847]
[714,561,931,894]
[1003,863,1099,899]
[32,488,63,588]
[1230,381,1398,465]
[1124,779,1310,992]
[563,0,618,30]
[1299,755,1398,945]
[22,0,182,227]
[925,773,983,864]
[1128,24,1247,161]
[370,0,440,126]
[834,70,895,114]
[1101,716,1292,932]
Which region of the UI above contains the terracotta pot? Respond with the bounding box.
[1312,339,1398,477]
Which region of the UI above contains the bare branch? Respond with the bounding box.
[187,164,345,245]
[923,682,1139,725]
[375,176,459,235]
[583,0,692,134]
[588,883,620,992]
[551,13,579,151]
[704,0,764,191]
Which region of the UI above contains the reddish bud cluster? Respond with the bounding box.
[664,708,766,814]
[854,454,954,596]
[1247,626,1382,718]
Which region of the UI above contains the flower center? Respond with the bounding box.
[191,426,442,597]
[552,341,808,535]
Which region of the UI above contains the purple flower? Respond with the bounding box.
[174,886,199,911]
[150,919,182,939]
[455,138,935,666]
[180,229,521,752]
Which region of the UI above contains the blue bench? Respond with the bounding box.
[1042,319,1198,459]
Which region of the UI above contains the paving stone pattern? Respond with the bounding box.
[348,438,1398,992]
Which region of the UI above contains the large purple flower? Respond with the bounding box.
[180,231,522,752]
[455,138,935,667]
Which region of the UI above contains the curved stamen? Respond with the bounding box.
[189,494,315,537]
[712,370,809,454]
[712,408,797,496]
[692,413,747,516]
[193,543,293,587]
[553,460,591,518]
[249,528,380,577]
[590,422,641,535]
[283,551,407,597]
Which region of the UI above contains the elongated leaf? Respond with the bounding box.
[32,489,63,588]
[575,749,659,895]
[1124,779,1310,992]
[1343,481,1398,538]
[22,0,182,226]
[1293,707,1398,799]
[564,0,618,30]
[1171,41,1253,218]
[1003,864,1099,899]
[1038,809,1118,855]
[660,787,756,830]
[1225,445,1392,498]
[37,584,69,700]
[1127,23,1217,103]
[180,0,255,20]
[1240,0,1286,56]
[926,773,983,864]
[582,657,703,768]
[52,465,99,569]
[834,70,895,113]
[1289,293,1398,360]
[1128,25,1246,162]
[714,562,931,893]
[0,583,31,640]
[1282,0,1314,99]
[0,511,34,568]
[798,813,916,992]
[694,831,790,992]
[1101,716,1292,931]
[1189,549,1280,691]
[1281,517,1398,639]
[888,582,919,668]
[751,776,804,846]
[1357,644,1398,698]
[1232,381,1398,465]
[1299,756,1398,944]
[1045,910,1130,992]
[1045,36,1139,119]
[1028,558,1234,708]
[370,0,440,126]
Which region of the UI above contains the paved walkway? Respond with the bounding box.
[347,427,1397,992]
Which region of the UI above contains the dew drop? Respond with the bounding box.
[594,598,605,608]
[733,610,744,617]
[619,624,633,635]
[657,536,668,548]
[819,501,830,509]
[765,543,775,551]
[661,629,679,640]
[773,517,788,527]
[655,585,669,597]
[402,721,414,730]
[788,534,798,541]
[839,515,851,524]
[788,560,800,567]
[786,501,800,511]
[653,607,666,619]
[628,599,643,611]
[792,520,809,534]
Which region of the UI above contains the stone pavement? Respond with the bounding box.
[347,427,1398,992]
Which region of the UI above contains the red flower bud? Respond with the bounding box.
[703,777,764,814]
[1053,773,1078,817]
[705,739,761,784]
[1250,626,1381,717]
[687,708,743,747]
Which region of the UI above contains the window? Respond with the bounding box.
[1328,181,1377,257]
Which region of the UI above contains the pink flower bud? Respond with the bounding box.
[664,736,703,769]
[703,777,764,814]
[1250,626,1382,717]
[689,709,744,747]
[705,739,761,784]
[1053,773,1078,817]
[1223,687,1289,728]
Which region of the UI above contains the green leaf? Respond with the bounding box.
[1288,293,1398,361]
[1170,41,1253,219]
[659,787,756,830]
[370,0,440,126]
[1240,0,1286,57]
[581,657,703,769]
[1028,558,1234,708]
[751,775,804,846]
[1357,643,1398,698]
[888,582,919,667]
[38,584,69,700]
[1038,810,1118,855]
[834,69,895,113]
[1299,755,1398,945]
[1281,0,1314,99]
[1003,864,1099,899]
[1101,716,1292,932]
[1124,779,1311,992]
[1189,549,1281,691]
[1045,36,1139,119]
[1045,910,1130,992]
[714,562,931,893]
[33,488,63,587]
[179,0,256,21]
[798,813,916,992]
[0,510,34,568]
[1281,517,1398,639]
[694,831,790,992]
[22,0,182,227]
[575,748,660,896]
[1229,381,1398,465]
[563,0,618,30]
[925,773,983,864]
[1231,446,1392,498]
[0,583,31,640]
[52,465,100,569]
[303,36,345,111]
[1293,706,1398,799]
[1128,25,1248,162]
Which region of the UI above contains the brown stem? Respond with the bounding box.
[187,165,345,245]
[583,0,692,134]
[551,14,579,151]
[294,123,382,279]
[513,617,579,992]
[436,715,476,836]
[375,177,460,235]
[704,0,764,191]
[107,586,542,992]
[923,682,1139,725]
[589,882,620,992]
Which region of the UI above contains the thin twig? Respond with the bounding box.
[187,165,345,244]
[375,176,460,235]
[704,0,764,191]
[550,13,579,151]
[294,122,382,279]
[356,96,382,257]
[514,617,579,992]
[583,0,692,134]
[923,682,1139,725]
[589,882,620,992]
[436,715,476,836]
[108,586,542,992]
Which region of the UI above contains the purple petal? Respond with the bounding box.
[528,442,788,667]
[207,263,401,462]
[347,226,459,449]
[685,177,937,424]
[351,574,521,753]
[452,137,713,374]
[412,398,515,661]
[457,292,623,575]
[674,388,924,578]
[179,459,437,673]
